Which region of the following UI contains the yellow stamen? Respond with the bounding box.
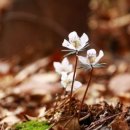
[88,56,96,63]
[72,40,80,48]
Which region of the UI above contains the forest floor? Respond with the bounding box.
[0,52,130,130]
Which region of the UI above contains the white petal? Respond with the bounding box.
[62,57,69,65]
[87,49,96,56]
[93,50,104,65]
[53,62,61,68]
[65,81,82,91]
[61,72,68,81]
[68,31,79,42]
[68,65,73,72]
[78,56,89,65]
[53,62,62,73]
[61,81,66,88]
[54,59,73,74]
[62,65,73,74]
[62,39,75,50]
[68,72,74,80]
[80,33,89,47]
[73,81,82,90]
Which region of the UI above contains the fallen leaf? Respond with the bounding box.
[13,57,50,84]
[12,81,61,95]
[54,116,81,130]
[108,73,130,96]
[110,115,129,130]
[0,115,20,126]
[30,73,59,83]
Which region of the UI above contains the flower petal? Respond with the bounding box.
[78,56,89,65]
[73,81,82,90]
[53,62,61,69]
[68,72,74,80]
[93,50,104,65]
[61,81,66,88]
[87,49,96,56]
[62,57,73,73]
[80,33,89,48]
[62,39,75,50]
[67,65,73,73]
[68,31,79,43]
[65,79,82,92]
[53,62,62,74]
[61,72,68,81]
[62,57,69,65]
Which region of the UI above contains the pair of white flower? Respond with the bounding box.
[62,31,104,68]
[53,58,82,91]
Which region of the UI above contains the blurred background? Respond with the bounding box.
[0,0,130,62]
[0,0,130,127]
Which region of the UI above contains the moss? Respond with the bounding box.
[13,120,50,130]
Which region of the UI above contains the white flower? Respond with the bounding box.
[61,72,82,91]
[62,31,89,51]
[53,57,73,74]
[78,49,104,69]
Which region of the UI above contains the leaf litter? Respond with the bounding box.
[0,54,130,130]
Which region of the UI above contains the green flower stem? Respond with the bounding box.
[78,66,93,119]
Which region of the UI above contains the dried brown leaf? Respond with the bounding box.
[109,73,130,96]
[13,57,50,84]
[110,115,129,130]
[54,116,81,130]
[0,115,20,126]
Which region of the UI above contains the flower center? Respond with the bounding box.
[72,40,80,48]
[61,68,67,72]
[88,56,96,63]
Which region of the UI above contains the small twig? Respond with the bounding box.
[79,113,90,122]
[78,66,93,119]
[85,113,120,130]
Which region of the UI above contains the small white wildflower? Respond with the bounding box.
[62,31,89,52]
[53,57,73,74]
[78,49,104,69]
[61,72,82,91]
